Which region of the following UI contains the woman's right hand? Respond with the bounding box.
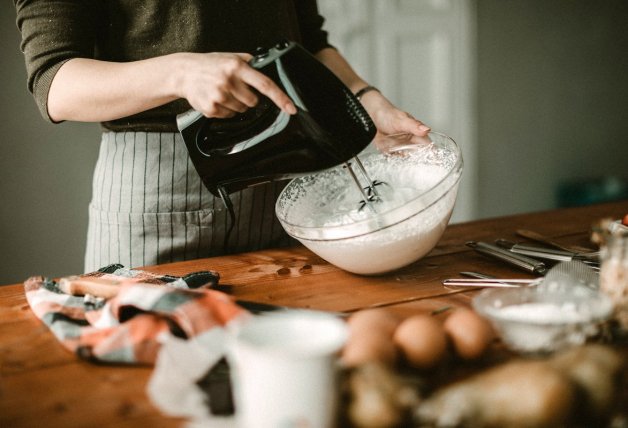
[175,52,296,118]
[46,52,297,123]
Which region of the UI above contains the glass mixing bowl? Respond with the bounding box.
[275,132,463,275]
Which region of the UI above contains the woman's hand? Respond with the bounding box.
[47,52,296,123]
[312,48,430,152]
[358,90,431,152]
[175,52,296,118]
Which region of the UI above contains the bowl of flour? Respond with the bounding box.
[275,132,463,275]
[472,285,613,354]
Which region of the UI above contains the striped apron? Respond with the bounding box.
[84,131,293,272]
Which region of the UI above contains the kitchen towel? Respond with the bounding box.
[23,263,248,364]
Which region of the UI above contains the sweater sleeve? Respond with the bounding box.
[295,0,333,54]
[14,0,100,122]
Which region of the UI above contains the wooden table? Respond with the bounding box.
[2,200,627,427]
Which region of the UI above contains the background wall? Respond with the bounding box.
[1,1,627,285]
[1,5,101,284]
[476,0,628,217]
[319,0,478,224]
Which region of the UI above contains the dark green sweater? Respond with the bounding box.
[14,0,331,131]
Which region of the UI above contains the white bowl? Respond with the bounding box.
[275,132,463,275]
[472,286,613,354]
[609,219,628,234]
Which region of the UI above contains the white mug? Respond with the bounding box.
[227,311,348,428]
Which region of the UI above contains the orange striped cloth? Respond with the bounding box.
[24,264,248,364]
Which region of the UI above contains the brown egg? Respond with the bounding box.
[443,308,494,360]
[347,308,400,338]
[342,330,398,367]
[393,314,447,369]
[341,309,401,368]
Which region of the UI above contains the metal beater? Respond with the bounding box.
[344,156,387,213]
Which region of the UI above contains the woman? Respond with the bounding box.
[14,0,430,272]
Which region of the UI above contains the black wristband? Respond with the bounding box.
[354,85,379,100]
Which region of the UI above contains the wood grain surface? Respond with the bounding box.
[1,200,627,427]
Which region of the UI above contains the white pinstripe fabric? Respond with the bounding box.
[84,131,292,272]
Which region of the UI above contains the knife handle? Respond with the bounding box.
[58,276,122,299]
[467,241,548,275]
[57,276,164,299]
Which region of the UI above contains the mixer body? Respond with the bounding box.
[176,40,377,197]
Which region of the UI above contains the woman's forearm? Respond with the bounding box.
[47,55,183,122]
[48,47,366,123]
[47,52,296,123]
[314,47,368,94]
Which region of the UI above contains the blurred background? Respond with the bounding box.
[1,0,627,284]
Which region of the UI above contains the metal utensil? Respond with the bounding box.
[442,271,501,290]
[537,260,599,291]
[495,239,600,267]
[459,271,497,279]
[445,260,599,290]
[344,157,387,212]
[515,229,598,255]
[443,278,539,288]
[443,271,532,289]
[466,241,549,275]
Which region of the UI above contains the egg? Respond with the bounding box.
[342,309,401,367]
[347,308,400,337]
[342,330,398,367]
[393,314,447,369]
[443,307,494,360]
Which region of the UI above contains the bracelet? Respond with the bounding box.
[354,85,379,100]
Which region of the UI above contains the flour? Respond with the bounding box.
[487,300,607,353]
[494,302,588,324]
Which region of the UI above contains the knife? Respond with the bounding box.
[466,241,548,275]
[59,276,345,316]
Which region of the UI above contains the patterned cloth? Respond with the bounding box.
[23,264,248,364]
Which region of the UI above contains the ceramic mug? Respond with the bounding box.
[227,311,348,428]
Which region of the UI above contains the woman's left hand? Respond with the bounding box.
[312,48,430,151]
[359,90,431,152]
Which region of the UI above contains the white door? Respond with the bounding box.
[319,0,477,222]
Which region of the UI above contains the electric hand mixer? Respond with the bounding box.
[177,40,384,245]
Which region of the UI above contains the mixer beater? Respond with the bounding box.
[344,157,387,213]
